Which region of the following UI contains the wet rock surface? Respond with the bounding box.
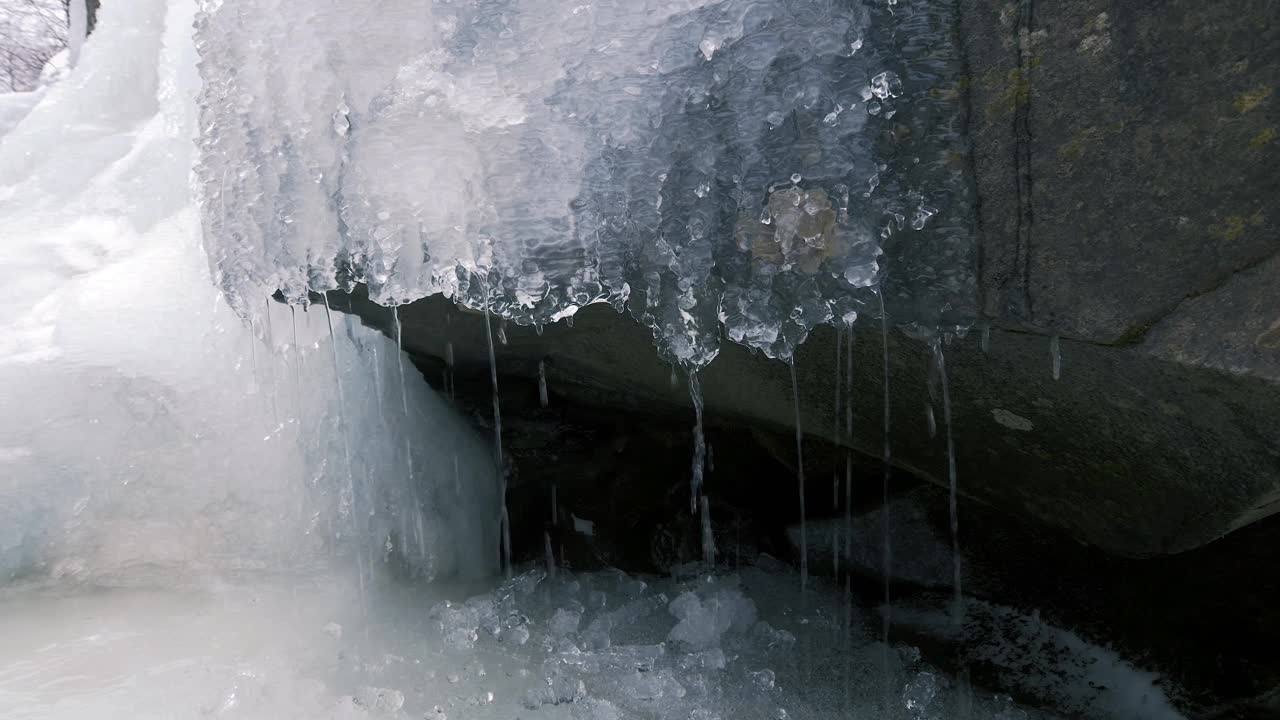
[340,291,1280,559]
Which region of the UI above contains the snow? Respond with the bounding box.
[0,0,498,585]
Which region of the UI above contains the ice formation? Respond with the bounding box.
[0,0,498,585]
[195,0,975,365]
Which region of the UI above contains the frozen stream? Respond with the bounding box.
[0,2,1186,719]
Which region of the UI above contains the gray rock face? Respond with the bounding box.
[347,292,1278,558]
[959,0,1279,342]
[334,1,1279,558]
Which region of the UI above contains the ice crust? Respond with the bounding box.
[196,0,975,364]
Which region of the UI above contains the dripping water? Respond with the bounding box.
[844,322,854,569]
[935,342,963,619]
[833,325,843,513]
[537,359,549,408]
[394,307,425,562]
[788,360,807,593]
[444,341,456,401]
[248,315,260,394]
[877,290,893,705]
[980,323,990,354]
[936,339,970,716]
[544,531,556,578]
[688,371,714,566]
[263,298,280,429]
[370,343,384,417]
[322,293,363,606]
[481,284,511,576]
[290,305,304,438]
[1050,334,1062,381]
[843,322,855,717]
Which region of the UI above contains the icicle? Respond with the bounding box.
[669,365,678,390]
[925,402,936,438]
[482,284,511,577]
[497,318,508,345]
[788,361,807,593]
[538,359,549,408]
[980,323,991,354]
[877,291,893,700]
[1050,334,1062,381]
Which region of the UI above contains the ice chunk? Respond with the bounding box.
[667,589,757,650]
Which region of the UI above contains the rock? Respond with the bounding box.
[338,288,1279,558]
[958,0,1279,342]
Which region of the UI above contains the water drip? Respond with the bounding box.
[290,305,304,437]
[322,295,357,525]
[877,291,893,702]
[833,325,843,514]
[537,359,549,408]
[481,288,511,577]
[934,342,963,621]
[1050,334,1062,381]
[788,361,808,593]
[248,315,260,394]
[323,294,364,607]
[688,371,714,567]
[700,496,716,567]
[444,341,456,401]
[394,307,425,564]
[544,530,556,578]
[844,323,854,573]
